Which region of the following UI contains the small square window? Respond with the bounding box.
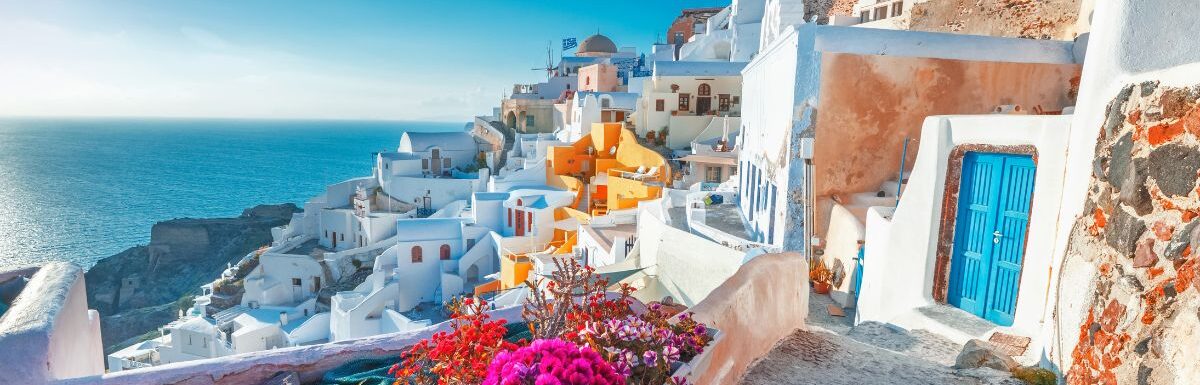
[655,99,665,111]
[292,278,302,286]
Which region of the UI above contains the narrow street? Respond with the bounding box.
[739,294,1024,385]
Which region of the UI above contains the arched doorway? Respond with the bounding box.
[696,83,712,115]
[506,111,518,130]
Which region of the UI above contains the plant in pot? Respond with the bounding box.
[810,261,833,294]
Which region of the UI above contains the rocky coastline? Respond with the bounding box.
[85,203,301,352]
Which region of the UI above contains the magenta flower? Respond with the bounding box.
[484,339,625,385]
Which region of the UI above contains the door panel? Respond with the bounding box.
[948,152,1034,326]
[948,153,1003,316]
[983,156,1035,326]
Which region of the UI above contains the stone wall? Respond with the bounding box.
[1064,82,1200,384]
[908,0,1085,40]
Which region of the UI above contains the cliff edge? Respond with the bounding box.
[85,203,300,352]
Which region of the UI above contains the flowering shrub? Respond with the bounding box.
[483,338,625,385]
[522,257,636,341]
[391,257,715,385]
[390,297,519,385]
[575,304,712,385]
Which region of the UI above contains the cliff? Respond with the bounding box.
[85,204,300,352]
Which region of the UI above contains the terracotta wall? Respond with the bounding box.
[688,252,809,384]
[811,52,1081,234]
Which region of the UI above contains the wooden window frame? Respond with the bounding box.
[411,246,423,263]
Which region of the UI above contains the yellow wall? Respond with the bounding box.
[499,254,532,290]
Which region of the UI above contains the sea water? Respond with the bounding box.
[0,117,465,269]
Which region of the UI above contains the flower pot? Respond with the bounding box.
[813,281,831,294]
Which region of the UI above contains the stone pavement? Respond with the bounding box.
[738,294,1024,385]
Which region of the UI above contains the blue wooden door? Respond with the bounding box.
[948,152,1035,326]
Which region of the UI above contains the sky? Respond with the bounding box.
[0,0,728,122]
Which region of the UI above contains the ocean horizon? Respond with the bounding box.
[0,117,467,270]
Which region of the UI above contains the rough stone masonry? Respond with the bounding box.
[1065,82,1200,385]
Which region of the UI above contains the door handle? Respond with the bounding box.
[993,231,1003,244]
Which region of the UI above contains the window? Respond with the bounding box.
[655,99,665,111]
[527,212,533,232]
[718,94,731,111]
[443,158,451,167]
[601,98,611,108]
[860,10,870,22]
[732,96,740,104]
[874,6,887,20]
[411,246,423,263]
[440,244,451,260]
[706,166,723,183]
[324,230,328,238]
[678,93,691,111]
[586,76,591,86]
[892,1,903,16]
[526,115,535,128]
[422,159,429,169]
[292,278,302,286]
[507,208,512,226]
[467,238,476,250]
[340,233,344,241]
[697,83,711,96]
[431,149,440,159]
[673,32,684,44]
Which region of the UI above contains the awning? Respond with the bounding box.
[674,154,737,166]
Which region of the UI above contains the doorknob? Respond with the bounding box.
[993,231,1003,244]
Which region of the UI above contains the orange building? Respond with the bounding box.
[666,7,725,46]
[477,123,670,294]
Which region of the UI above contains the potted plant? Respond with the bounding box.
[810,261,833,294]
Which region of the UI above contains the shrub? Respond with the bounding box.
[1011,366,1058,385]
[390,297,518,385]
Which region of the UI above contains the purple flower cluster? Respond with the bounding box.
[484,339,626,385]
[581,314,710,383]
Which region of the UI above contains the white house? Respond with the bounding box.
[329,217,499,341]
[633,61,745,149]
[676,120,739,189]
[560,92,639,143]
[736,22,1080,255]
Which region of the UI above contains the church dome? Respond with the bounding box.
[577,34,618,56]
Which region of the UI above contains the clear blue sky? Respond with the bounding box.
[0,0,728,122]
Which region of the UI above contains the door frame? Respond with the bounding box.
[932,144,1038,305]
[695,97,712,115]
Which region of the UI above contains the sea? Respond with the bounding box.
[0,117,466,270]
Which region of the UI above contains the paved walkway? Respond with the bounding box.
[738,294,1023,385]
